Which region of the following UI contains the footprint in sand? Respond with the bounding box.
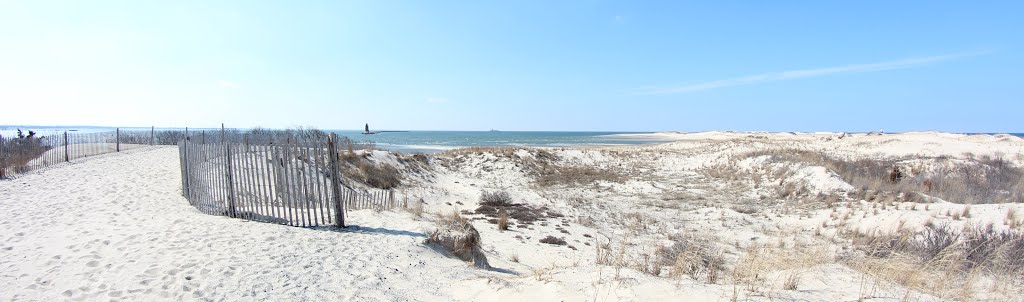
[86,260,100,267]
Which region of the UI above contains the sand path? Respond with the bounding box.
[0,147,473,301]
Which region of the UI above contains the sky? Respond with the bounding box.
[1,1,1022,132]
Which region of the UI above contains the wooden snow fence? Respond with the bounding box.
[178,132,402,228]
[1,128,183,178]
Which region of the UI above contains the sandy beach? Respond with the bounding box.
[2,132,1023,301]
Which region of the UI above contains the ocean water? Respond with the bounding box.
[0,127,668,153]
[328,130,669,153]
[3,126,1022,154]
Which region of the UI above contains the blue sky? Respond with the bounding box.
[1,1,1021,132]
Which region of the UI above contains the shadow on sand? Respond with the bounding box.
[321,225,519,275]
[315,224,427,238]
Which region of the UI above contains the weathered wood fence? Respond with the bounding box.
[0,127,184,178]
[178,131,401,227]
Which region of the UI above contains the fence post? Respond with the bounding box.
[151,126,155,145]
[116,128,120,152]
[327,133,345,227]
[225,141,238,218]
[63,132,69,162]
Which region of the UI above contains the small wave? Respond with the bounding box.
[377,143,462,151]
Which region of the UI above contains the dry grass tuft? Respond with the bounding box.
[357,161,401,189]
[656,233,725,283]
[426,211,490,269]
[497,209,509,231]
[532,163,626,187]
[733,242,830,294]
[846,223,1024,299]
[782,272,800,290]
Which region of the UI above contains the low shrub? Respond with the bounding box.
[540,236,567,245]
[480,190,513,206]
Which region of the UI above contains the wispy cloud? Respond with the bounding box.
[639,51,990,95]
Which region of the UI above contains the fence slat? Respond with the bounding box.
[298,145,312,227]
[225,143,237,218]
[313,144,328,225]
[233,143,249,219]
[312,143,328,225]
[265,144,278,222]
[305,144,321,226]
[209,143,221,215]
[281,141,296,226]
[263,144,280,223]
[209,143,221,214]
[202,142,213,214]
[242,142,259,221]
[272,144,286,224]
[192,141,204,213]
[241,144,256,220]
[299,143,312,227]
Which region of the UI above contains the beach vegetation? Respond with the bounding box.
[426,211,490,268]
[714,149,1024,204]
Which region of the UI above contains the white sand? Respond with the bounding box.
[0,147,491,301]
[2,132,1022,301]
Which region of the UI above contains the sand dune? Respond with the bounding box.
[2,132,1022,301]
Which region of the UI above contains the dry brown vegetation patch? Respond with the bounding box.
[439,147,627,187]
[539,235,567,245]
[719,149,1024,204]
[845,223,1024,299]
[473,190,561,227]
